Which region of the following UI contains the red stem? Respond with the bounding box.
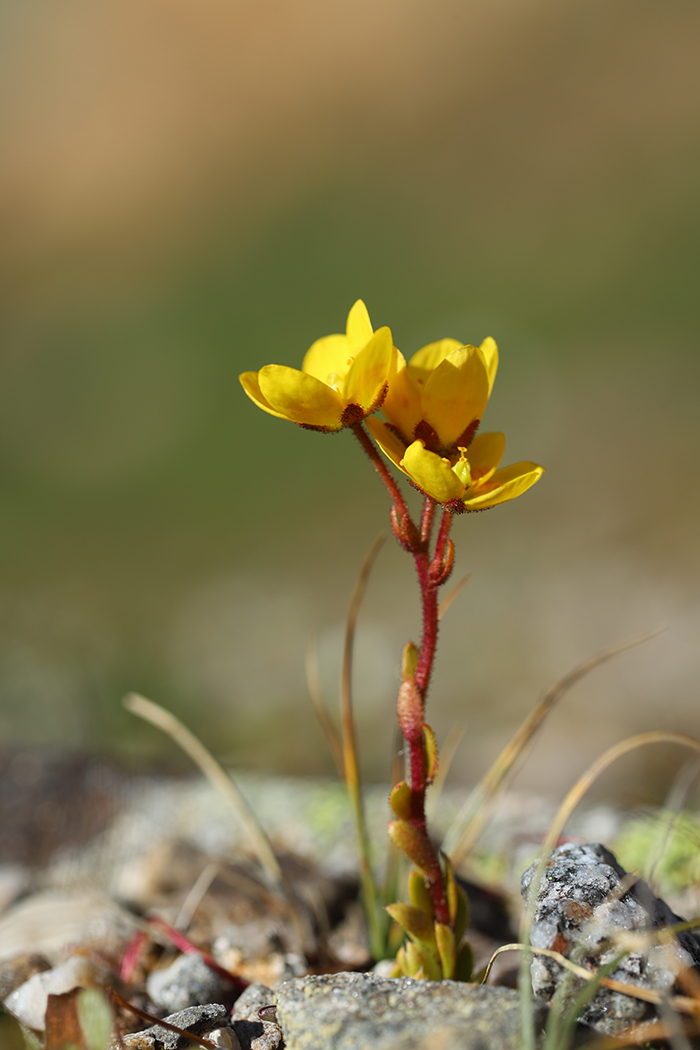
[351,423,410,521]
[433,509,453,576]
[354,424,454,926]
[420,498,436,544]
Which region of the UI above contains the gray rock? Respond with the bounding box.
[232,983,281,1050]
[521,841,700,1035]
[147,952,228,1013]
[121,1003,229,1049]
[275,971,544,1050]
[232,983,277,1022]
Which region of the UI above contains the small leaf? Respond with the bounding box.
[388,821,434,876]
[406,941,441,981]
[435,922,455,979]
[408,870,434,919]
[402,641,419,680]
[385,904,437,949]
[454,885,470,945]
[396,945,409,976]
[423,724,439,784]
[389,781,412,820]
[443,853,458,926]
[454,941,474,982]
[76,988,113,1050]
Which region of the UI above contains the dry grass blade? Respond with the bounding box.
[576,1017,700,1049]
[483,944,700,1014]
[305,637,344,778]
[541,730,700,865]
[645,757,700,893]
[444,630,661,866]
[660,998,696,1050]
[109,989,217,1049]
[437,573,471,620]
[124,693,284,887]
[341,531,385,773]
[340,532,386,960]
[427,718,467,820]
[175,862,220,931]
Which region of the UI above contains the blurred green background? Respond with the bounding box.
[1,0,699,801]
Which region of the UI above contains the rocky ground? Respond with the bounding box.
[2,749,700,1048]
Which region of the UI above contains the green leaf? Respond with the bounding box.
[389,781,412,820]
[408,869,434,918]
[454,941,474,982]
[423,724,438,784]
[405,941,441,981]
[388,821,434,875]
[435,922,455,979]
[402,642,419,680]
[385,903,437,949]
[454,884,470,945]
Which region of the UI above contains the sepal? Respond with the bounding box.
[389,781,412,820]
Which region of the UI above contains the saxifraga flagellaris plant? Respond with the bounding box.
[240,300,544,980]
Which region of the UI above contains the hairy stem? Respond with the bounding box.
[351,423,411,521]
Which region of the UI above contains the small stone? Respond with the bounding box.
[275,971,544,1050]
[3,954,94,1031]
[206,1028,241,1049]
[121,1003,229,1049]
[521,841,700,1036]
[232,984,277,1022]
[232,1017,283,1050]
[147,952,228,1014]
[230,987,281,1050]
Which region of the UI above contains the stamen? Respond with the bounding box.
[452,446,472,489]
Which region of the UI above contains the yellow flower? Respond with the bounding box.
[366,336,543,509]
[239,300,394,432]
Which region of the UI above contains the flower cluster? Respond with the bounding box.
[240,300,543,510]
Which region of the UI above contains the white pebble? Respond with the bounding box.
[203,1028,240,1049]
[4,955,94,1031]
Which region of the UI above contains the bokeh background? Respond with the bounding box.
[1,0,699,802]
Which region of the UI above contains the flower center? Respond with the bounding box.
[452,447,472,489]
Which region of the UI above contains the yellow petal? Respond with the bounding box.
[401,441,465,502]
[479,337,499,395]
[463,462,544,509]
[422,346,490,447]
[408,338,463,387]
[239,371,290,420]
[258,364,345,428]
[342,326,393,412]
[366,417,408,470]
[345,299,374,352]
[380,349,423,442]
[467,432,506,482]
[302,334,351,385]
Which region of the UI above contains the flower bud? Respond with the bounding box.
[397,677,423,743]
